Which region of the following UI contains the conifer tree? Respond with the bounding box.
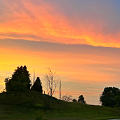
[5,66,31,92]
[31,77,43,93]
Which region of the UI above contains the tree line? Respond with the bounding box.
[3,66,120,107]
[5,66,43,93]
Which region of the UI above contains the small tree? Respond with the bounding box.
[31,77,43,93]
[78,95,86,104]
[5,66,31,92]
[45,68,57,96]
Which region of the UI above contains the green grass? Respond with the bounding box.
[0,92,120,120]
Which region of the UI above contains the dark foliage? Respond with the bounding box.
[5,66,31,92]
[100,87,120,107]
[78,95,86,104]
[31,77,43,93]
[72,99,77,102]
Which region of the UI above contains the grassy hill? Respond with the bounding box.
[0,92,120,120]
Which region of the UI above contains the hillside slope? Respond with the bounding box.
[0,92,120,120]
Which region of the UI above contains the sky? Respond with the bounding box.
[0,0,120,105]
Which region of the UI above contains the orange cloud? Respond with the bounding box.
[0,0,120,48]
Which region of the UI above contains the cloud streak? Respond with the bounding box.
[0,0,120,47]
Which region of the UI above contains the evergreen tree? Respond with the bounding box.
[5,66,31,92]
[31,77,43,93]
[78,95,86,104]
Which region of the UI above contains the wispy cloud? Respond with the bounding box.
[0,0,120,47]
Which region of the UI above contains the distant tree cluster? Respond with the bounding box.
[62,95,73,102]
[62,95,86,104]
[100,87,120,107]
[5,66,43,93]
[5,66,120,107]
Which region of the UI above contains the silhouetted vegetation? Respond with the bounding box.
[72,99,77,102]
[31,77,43,93]
[1,65,120,120]
[78,95,86,104]
[4,66,120,108]
[100,87,120,107]
[5,66,31,92]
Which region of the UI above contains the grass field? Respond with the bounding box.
[0,92,120,120]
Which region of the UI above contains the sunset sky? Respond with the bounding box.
[0,0,120,105]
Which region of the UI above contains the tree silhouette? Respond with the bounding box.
[72,99,77,102]
[45,68,58,96]
[78,95,86,104]
[100,87,120,107]
[31,77,43,93]
[5,66,31,92]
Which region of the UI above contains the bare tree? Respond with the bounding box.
[45,68,58,96]
[62,95,73,102]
